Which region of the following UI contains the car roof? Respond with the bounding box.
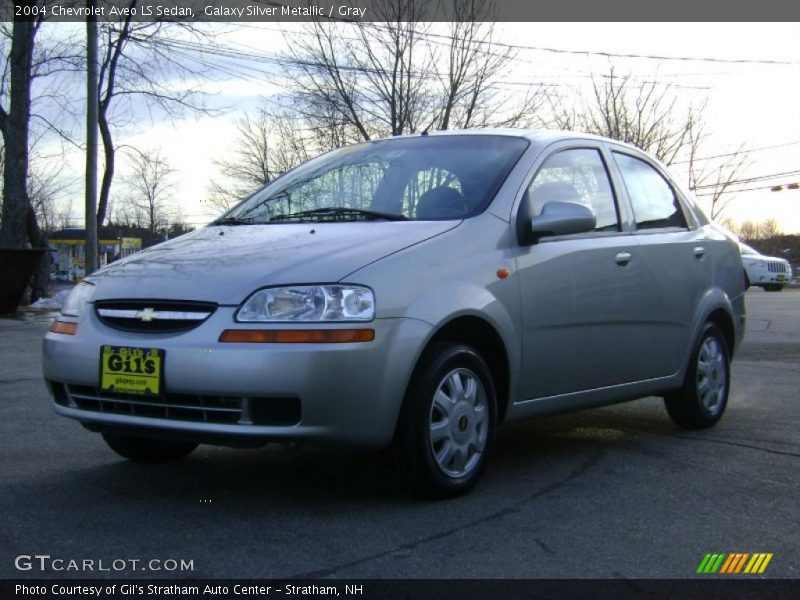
[380,127,644,153]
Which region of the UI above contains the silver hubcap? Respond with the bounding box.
[697,336,727,414]
[429,368,488,478]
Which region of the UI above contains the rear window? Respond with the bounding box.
[225,135,529,222]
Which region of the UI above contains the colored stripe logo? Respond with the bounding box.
[697,553,773,574]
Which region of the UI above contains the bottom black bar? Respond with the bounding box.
[3,579,800,600]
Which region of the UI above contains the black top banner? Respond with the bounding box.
[3,0,800,22]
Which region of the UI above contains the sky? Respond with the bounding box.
[43,21,800,233]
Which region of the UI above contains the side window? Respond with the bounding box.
[528,148,620,232]
[613,153,688,230]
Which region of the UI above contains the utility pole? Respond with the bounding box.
[85,0,99,275]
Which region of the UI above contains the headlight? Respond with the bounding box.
[61,282,95,317]
[237,285,375,322]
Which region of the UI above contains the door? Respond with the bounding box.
[611,151,712,379]
[515,146,650,400]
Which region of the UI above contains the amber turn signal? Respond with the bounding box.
[219,329,375,344]
[49,321,77,335]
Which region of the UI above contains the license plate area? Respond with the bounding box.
[100,345,164,396]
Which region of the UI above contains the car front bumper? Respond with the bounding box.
[42,307,432,448]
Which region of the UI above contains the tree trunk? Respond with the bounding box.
[26,207,50,303]
[0,20,37,249]
[0,19,48,302]
[96,107,114,229]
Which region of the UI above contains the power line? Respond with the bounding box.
[693,169,800,190]
[421,35,800,67]
[240,22,735,82]
[251,3,800,66]
[695,181,800,197]
[149,33,715,96]
[673,141,800,164]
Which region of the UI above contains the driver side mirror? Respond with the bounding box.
[519,200,596,244]
[517,188,597,246]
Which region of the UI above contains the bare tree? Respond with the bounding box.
[95,3,216,230]
[551,67,704,165]
[206,107,312,214]
[121,149,177,238]
[684,122,750,221]
[430,0,542,131]
[283,0,543,143]
[29,158,70,233]
[207,108,278,213]
[738,220,759,241]
[0,15,55,302]
[760,218,781,239]
[719,217,740,237]
[1,145,74,234]
[0,18,40,249]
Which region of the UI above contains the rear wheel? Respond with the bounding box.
[664,323,730,429]
[102,433,197,463]
[391,342,497,498]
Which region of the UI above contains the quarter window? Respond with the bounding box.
[613,153,687,230]
[528,148,620,232]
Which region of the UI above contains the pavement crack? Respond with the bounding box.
[666,433,800,458]
[287,447,605,579]
[534,538,556,555]
[0,377,41,385]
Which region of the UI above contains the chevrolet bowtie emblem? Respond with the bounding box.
[135,308,157,322]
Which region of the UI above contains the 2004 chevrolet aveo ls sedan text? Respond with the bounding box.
[44,130,745,497]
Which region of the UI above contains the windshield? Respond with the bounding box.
[740,243,760,256]
[218,135,529,223]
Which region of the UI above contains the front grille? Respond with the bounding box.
[67,385,242,424]
[94,300,216,333]
[61,384,301,427]
[767,262,787,273]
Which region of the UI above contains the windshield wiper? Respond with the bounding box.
[269,207,408,222]
[211,216,259,226]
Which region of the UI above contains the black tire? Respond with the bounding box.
[664,323,730,429]
[102,433,197,463]
[764,284,783,292]
[391,342,497,498]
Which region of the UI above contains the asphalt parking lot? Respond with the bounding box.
[1,289,798,579]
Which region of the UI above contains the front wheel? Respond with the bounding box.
[102,433,197,463]
[763,284,783,292]
[664,323,730,429]
[391,342,497,498]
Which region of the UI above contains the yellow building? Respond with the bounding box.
[49,229,142,281]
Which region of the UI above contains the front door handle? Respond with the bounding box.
[615,252,632,266]
[693,246,706,260]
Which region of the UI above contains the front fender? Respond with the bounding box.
[399,281,522,421]
[347,216,524,420]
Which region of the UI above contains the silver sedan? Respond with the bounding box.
[43,130,745,497]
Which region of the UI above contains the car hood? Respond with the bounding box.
[88,221,458,304]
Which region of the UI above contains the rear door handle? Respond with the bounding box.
[693,246,706,259]
[615,252,632,266]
